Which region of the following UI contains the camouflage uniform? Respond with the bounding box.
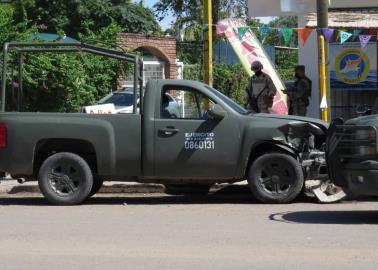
[246,73,277,113]
[289,77,311,117]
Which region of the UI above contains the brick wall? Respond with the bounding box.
[117,33,177,79]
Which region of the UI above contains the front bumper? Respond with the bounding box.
[327,122,378,197]
[336,166,378,197]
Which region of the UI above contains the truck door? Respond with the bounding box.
[153,84,240,179]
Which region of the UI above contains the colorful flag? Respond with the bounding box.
[353,29,362,40]
[237,26,249,40]
[322,28,334,43]
[340,31,352,44]
[297,28,313,46]
[281,28,294,45]
[259,26,271,42]
[359,35,372,48]
[200,24,209,41]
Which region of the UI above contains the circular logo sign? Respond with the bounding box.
[335,48,370,85]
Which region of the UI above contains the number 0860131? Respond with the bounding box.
[185,140,214,150]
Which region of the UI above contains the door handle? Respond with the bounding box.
[159,127,180,136]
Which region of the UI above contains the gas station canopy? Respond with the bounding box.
[247,0,378,17]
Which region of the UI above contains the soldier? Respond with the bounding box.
[246,61,277,113]
[287,65,312,116]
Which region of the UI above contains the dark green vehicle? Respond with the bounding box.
[327,115,378,198]
[0,42,332,205]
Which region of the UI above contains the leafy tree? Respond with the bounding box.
[155,0,248,30]
[15,0,161,38]
[0,3,34,46]
[20,21,130,112]
[184,64,249,106]
[1,4,132,112]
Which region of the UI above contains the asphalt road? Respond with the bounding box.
[0,193,377,270]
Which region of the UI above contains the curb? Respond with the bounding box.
[0,180,166,195]
[0,180,250,195]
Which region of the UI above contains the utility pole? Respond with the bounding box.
[203,0,213,87]
[317,0,330,122]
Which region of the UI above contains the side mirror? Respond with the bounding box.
[207,104,226,120]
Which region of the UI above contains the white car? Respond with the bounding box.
[97,89,180,116]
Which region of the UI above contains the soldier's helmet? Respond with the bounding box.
[251,61,263,72]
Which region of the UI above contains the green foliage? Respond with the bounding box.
[16,0,161,38]
[155,0,247,30]
[177,42,202,64]
[184,64,248,106]
[1,5,132,112]
[0,4,35,46]
[19,22,127,112]
[276,49,298,81]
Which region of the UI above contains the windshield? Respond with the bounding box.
[99,92,134,107]
[205,86,249,115]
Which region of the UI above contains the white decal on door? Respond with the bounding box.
[184,133,215,150]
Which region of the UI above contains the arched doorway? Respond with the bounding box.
[117,33,177,87]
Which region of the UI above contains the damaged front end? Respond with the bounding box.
[276,121,346,202]
[327,117,378,198]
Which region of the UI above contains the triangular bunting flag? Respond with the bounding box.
[237,27,249,40]
[259,26,271,42]
[353,29,362,40]
[200,24,209,40]
[359,35,372,48]
[368,28,377,36]
[281,28,294,45]
[322,28,334,43]
[297,28,313,46]
[201,24,209,31]
[340,31,352,44]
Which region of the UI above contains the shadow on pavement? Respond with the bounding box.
[269,210,378,225]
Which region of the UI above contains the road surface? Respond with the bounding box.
[0,192,377,270]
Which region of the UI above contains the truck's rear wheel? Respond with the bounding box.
[88,177,104,197]
[248,152,303,204]
[38,152,93,205]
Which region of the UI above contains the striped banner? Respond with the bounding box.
[217,19,288,115]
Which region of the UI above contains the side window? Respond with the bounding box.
[161,87,214,119]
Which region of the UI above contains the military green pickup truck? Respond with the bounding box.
[327,115,378,198]
[0,42,331,205]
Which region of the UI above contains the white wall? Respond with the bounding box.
[298,15,320,118]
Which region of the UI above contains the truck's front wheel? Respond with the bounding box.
[38,152,93,205]
[248,152,303,204]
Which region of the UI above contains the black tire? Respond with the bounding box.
[38,152,93,205]
[164,184,211,195]
[248,152,304,204]
[88,177,104,197]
